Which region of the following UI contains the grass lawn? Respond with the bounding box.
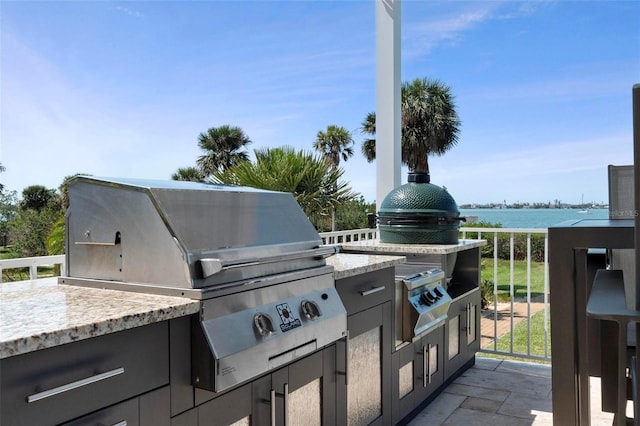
[480,258,546,301]
[482,310,552,364]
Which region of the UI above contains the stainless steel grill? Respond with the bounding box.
[60,176,347,392]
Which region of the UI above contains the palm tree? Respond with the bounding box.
[313,125,354,168]
[196,125,251,176]
[171,167,204,182]
[210,146,356,231]
[359,77,461,173]
[360,112,376,163]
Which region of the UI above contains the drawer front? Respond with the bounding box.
[1,321,169,426]
[61,396,140,426]
[336,268,394,315]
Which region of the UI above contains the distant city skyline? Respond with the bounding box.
[1,1,638,205]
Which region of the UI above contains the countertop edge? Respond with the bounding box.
[326,253,405,280]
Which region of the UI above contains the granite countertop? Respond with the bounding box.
[0,254,403,359]
[339,238,486,254]
[0,278,200,359]
[326,253,405,280]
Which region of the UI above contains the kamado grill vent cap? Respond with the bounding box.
[377,172,465,244]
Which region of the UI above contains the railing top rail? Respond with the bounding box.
[0,255,66,268]
[461,227,549,234]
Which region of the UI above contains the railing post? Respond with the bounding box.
[30,265,38,280]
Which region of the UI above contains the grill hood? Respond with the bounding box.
[65,176,331,291]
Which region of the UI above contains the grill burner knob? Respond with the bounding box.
[434,287,444,298]
[253,313,275,336]
[420,293,432,306]
[301,300,322,320]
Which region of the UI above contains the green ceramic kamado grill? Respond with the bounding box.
[378,172,465,244]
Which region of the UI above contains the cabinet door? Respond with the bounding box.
[415,324,445,401]
[337,302,392,426]
[391,342,417,423]
[197,383,252,426]
[445,288,480,379]
[253,348,335,426]
[445,296,464,377]
[465,288,481,354]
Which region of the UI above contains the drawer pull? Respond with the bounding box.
[112,422,127,426]
[360,286,385,296]
[27,367,125,403]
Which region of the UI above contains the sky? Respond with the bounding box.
[1,0,638,206]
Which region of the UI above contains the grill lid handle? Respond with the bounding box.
[198,246,339,279]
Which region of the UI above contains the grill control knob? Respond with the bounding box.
[301,300,322,320]
[434,287,444,298]
[253,313,275,336]
[420,293,432,306]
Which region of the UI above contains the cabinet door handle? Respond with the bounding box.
[284,383,289,426]
[423,345,428,388]
[427,344,433,385]
[336,331,349,385]
[360,286,385,296]
[466,303,472,339]
[26,367,125,403]
[270,389,276,426]
[345,331,349,386]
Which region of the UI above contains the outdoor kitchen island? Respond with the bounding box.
[0,253,407,426]
[339,238,486,425]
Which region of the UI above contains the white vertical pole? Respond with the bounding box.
[376,0,402,211]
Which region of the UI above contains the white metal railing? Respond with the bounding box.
[0,255,66,283]
[460,227,550,362]
[320,228,378,245]
[320,226,551,362]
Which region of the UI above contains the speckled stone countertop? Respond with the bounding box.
[1,255,402,359]
[339,238,486,254]
[0,278,200,359]
[326,253,405,280]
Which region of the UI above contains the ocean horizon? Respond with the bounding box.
[459,208,610,229]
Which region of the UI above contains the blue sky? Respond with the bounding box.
[1,1,638,205]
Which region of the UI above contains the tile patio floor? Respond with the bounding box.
[408,356,617,426]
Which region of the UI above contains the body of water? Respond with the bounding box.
[459,208,610,229]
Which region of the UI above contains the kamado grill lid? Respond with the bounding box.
[378,172,464,244]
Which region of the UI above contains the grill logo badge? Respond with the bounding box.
[276,303,301,332]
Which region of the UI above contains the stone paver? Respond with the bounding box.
[408,357,615,426]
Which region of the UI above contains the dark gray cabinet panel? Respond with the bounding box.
[415,325,445,400]
[445,288,480,378]
[198,383,252,426]
[170,316,195,415]
[337,302,393,426]
[61,386,170,426]
[61,396,140,426]
[391,325,445,424]
[336,268,394,315]
[141,386,171,426]
[1,322,169,426]
[262,349,336,425]
[171,409,198,426]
